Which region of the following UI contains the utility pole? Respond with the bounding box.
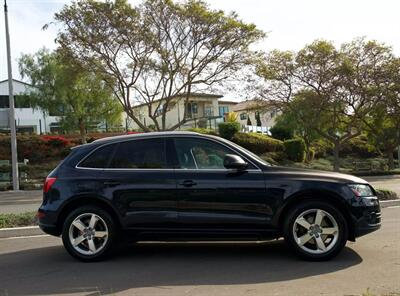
[4,0,19,190]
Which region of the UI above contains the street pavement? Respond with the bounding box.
[0,206,399,296]
[0,175,399,214]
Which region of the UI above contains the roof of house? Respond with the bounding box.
[132,92,224,109]
[0,79,32,87]
[218,100,238,105]
[231,99,272,112]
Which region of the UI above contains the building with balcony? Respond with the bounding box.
[127,93,237,130]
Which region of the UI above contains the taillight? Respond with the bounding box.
[43,177,57,193]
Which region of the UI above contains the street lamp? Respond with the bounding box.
[4,0,19,190]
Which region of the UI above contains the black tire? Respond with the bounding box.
[283,200,348,261]
[62,205,119,262]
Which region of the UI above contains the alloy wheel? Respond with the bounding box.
[68,213,109,256]
[292,208,339,255]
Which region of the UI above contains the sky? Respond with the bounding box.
[1,0,399,84]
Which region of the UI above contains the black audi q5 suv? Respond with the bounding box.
[38,132,381,261]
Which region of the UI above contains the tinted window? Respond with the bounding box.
[110,138,167,169]
[79,144,116,168]
[175,138,240,170]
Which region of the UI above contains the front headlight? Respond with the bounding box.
[348,184,374,198]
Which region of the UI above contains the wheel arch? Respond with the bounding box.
[55,195,123,235]
[276,189,356,241]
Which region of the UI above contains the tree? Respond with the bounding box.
[52,0,264,131]
[19,48,122,143]
[362,58,400,169]
[256,39,391,171]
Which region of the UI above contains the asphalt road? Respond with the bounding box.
[0,175,399,214]
[0,207,399,296]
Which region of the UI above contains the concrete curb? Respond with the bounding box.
[380,199,400,208]
[0,200,398,239]
[0,226,44,239]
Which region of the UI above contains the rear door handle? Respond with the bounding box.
[179,180,197,187]
[103,181,120,187]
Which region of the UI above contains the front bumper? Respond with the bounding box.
[352,197,381,238]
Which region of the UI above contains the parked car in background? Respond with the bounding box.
[38,132,381,261]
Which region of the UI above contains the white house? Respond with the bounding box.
[126,93,237,130]
[0,79,60,134]
[231,99,279,134]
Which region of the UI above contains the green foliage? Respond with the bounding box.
[0,212,37,228]
[187,128,218,136]
[341,135,378,158]
[270,125,294,141]
[256,38,398,171]
[232,132,284,155]
[284,138,306,162]
[19,48,122,143]
[375,189,398,200]
[218,122,240,140]
[53,0,264,131]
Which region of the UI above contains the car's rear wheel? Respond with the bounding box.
[283,200,348,261]
[62,206,118,262]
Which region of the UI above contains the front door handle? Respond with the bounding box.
[179,180,197,187]
[103,181,120,187]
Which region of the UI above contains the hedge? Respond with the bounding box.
[232,133,284,155]
[187,128,218,136]
[375,189,398,200]
[218,122,240,140]
[284,138,306,162]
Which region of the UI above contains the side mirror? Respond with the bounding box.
[223,154,248,170]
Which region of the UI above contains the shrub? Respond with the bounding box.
[284,138,306,162]
[375,189,398,200]
[232,132,284,155]
[187,128,218,136]
[269,125,294,141]
[41,135,70,148]
[218,122,240,140]
[261,151,287,164]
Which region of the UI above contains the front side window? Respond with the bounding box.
[110,138,167,169]
[79,144,117,168]
[175,138,245,170]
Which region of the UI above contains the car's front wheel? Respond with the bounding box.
[62,206,118,262]
[283,200,348,261]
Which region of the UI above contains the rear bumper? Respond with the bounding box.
[37,209,61,236]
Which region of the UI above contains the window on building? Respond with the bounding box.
[0,95,32,109]
[192,103,198,114]
[205,105,214,117]
[240,113,247,120]
[218,106,229,116]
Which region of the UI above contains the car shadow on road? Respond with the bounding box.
[0,240,362,295]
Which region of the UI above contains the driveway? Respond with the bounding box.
[0,207,399,296]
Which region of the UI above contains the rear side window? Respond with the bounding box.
[110,138,167,169]
[79,144,116,168]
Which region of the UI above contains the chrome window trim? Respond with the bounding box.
[75,135,262,172]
